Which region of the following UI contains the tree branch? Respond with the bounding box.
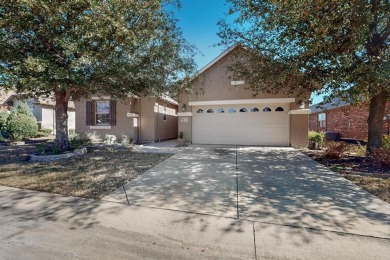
[64,88,76,102]
[378,17,390,46]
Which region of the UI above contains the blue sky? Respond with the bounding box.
[173,0,228,69]
[173,0,323,104]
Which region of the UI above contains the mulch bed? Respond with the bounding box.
[303,150,390,203]
[0,144,171,199]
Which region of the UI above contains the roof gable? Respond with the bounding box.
[310,98,350,113]
[193,44,241,79]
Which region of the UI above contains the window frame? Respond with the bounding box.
[318,113,326,128]
[95,100,111,125]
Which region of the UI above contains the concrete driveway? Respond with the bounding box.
[104,145,390,238]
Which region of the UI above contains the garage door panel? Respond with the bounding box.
[192,104,289,146]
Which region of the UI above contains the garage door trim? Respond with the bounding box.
[188,98,295,106]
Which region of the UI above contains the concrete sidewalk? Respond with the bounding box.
[132,139,183,154]
[1,186,389,259]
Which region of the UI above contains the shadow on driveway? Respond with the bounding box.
[104,145,390,238]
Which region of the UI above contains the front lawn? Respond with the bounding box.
[0,145,170,199]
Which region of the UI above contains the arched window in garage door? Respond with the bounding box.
[239,108,247,112]
[228,108,236,113]
[251,107,259,112]
[207,108,214,113]
[197,109,204,113]
[276,107,284,112]
[263,107,271,112]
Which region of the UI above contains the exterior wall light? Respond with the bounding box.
[383,115,390,135]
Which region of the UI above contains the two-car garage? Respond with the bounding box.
[177,45,310,148]
[190,99,293,146]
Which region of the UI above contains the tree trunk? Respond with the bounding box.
[367,90,387,153]
[54,88,72,152]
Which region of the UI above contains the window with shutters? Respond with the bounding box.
[86,100,116,126]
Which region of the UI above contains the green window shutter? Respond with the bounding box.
[110,100,116,126]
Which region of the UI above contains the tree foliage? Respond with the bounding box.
[0,0,197,150]
[219,0,389,151]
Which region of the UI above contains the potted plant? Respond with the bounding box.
[177,131,185,146]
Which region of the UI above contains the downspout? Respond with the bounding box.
[53,106,55,134]
[138,99,141,143]
[157,103,160,142]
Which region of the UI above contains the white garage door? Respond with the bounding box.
[192,104,289,146]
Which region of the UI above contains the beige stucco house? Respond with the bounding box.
[74,94,178,143]
[2,93,76,134]
[177,45,311,148]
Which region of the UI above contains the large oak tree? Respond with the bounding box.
[219,0,389,151]
[0,0,196,151]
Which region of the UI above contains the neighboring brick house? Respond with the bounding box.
[309,99,390,139]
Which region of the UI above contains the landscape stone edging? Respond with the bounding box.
[29,148,87,162]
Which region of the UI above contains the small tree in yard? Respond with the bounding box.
[219,0,389,153]
[6,102,38,141]
[0,0,196,151]
[0,111,9,138]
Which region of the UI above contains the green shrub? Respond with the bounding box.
[34,128,52,137]
[40,128,52,135]
[36,143,47,154]
[6,103,38,141]
[371,148,390,168]
[69,133,90,150]
[68,129,76,135]
[35,131,49,138]
[0,111,9,138]
[308,131,324,150]
[179,131,184,139]
[382,135,390,149]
